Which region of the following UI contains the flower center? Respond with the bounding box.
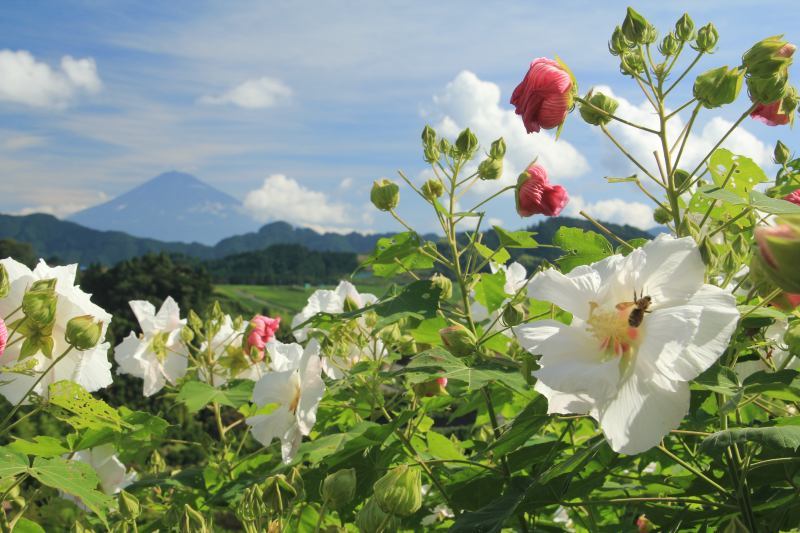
[585,301,640,359]
[287,373,302,414]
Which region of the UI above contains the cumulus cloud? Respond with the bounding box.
[0,50,102,108]
[595,85,772,176]
[15,191,108,218]
[199,76,291,108]
[244,174,369,232]
[566,195,655,230]
[425,71,589,194]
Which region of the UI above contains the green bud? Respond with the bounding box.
[693,23,718,53]
[747,72,788,104]
[753,216,800,293]
[423,143,441,164]
[622,7,654,45]
[693,66,744,108]
[620,49,645,76]
[237,485,265,523]
[438,138,453,157]
[370,179,400,211]
[653,206,672,225]
[70,522,92,533]
[182,504,212,533]
[608,25,632,56]
[477,156,503,181]
[454,128,478,157]
[22,283,57,326]
[65,315,103,351]
[421,125,436,146]
[489,138,506,159]
[181,325,195,344]
[421,178,444,200]
[774,140,791,165]
[320,468,357,510]
[658,33,680,57]
[673,169,691,189]
[397,334,417,356]
[356,497,400,533]
[674,13,695,42]
[430,274,453,301]
[188,309,203,333]
[579,91,619,126]
[287,466,305,500]
[502,302,526,327]
[373,464,422,517]
[118,490,140,520]
[785,321,800,354]
[0,264,8,299]
[262,474,297,514]
[743,36,795,78]
[439,324,477,357]
[732,233,748,257]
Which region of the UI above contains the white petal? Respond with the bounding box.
[163,351,189,385]
[534,381,595,416]
[598,367,690,454]
[67,343,113,393]
[252,370,297,407]
[503,262,528,294]
[267,340,304,372]
[527,267,601,320]
[635,235,705,306]
[297,343,325,435]
[114,333,148,378]
[247,405,295,448]
[637,304,702,383]
[154,296,183,332]
[129,300,157,335]
[280,423,303,463]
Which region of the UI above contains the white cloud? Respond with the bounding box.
[339,177,354,190]
[595,85,772,177]
[199,76,291,109]
[2,134,45,151]
[14,191,108,218]
[426,70,589,194]
[0,50,102,108]
[566,195,655,230]
[244,174,369,232]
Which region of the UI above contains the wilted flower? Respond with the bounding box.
[515,164,569,217]
[515,236,739,454]
[115,297,189,397]
[246,314,281,358]
[246,339,325,463]
[750,87,798,126]
[511,58,575,133]
[784,189,800,205]
[0,259,112,404]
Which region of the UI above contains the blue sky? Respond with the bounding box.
[1,0,799,236]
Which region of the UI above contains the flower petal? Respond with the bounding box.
[252,369,297,407]
[247,406,295,448]
[635,235,706,305]
[637,304,702,383]
[534,380,596,416]
[129,300,157,335]
[297,340,325,435]
[267,340,304,372]
[526,267,601,320]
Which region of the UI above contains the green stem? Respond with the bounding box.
[664,51,704,97]
[657,444,728,494]
[575,97,659,134]
[313,501,328,533]
[579,211,633,250]
[600,125,664,187]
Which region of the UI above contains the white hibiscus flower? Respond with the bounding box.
[291,281,377,342]
[0,259,112,404]
[471,261,527,331]
[245,339,325,463]
[199,314,267,387]
[114,297,188,397]
[515,235,739,454]
[735,319,797,380]
[421,504,455,526]
[71,444,137,495]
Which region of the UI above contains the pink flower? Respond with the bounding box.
[751,99,792,126]
[246,315,281,358]
[436,377,448,388]
[0,318,6,358]
[511,58,574,133]
[784,189,800,206]
[515,164,569,217]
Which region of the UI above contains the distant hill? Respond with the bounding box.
[68,171,257,245]
[0,212,654,266]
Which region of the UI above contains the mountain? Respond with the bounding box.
[68,171,257,245]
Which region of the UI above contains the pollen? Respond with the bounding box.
[586,301,639,358]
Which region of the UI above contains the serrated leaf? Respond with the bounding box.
[0,446,29,480]
[486,395,548,456]
[12,518,46,533]
[493,226,539,248]
[450,488,525,533]
[553,228,612,272]
[701,426,800,452]
[473,271,507,313]
[743,370,800,401]
[29,456,114,519]
[693,363,740,394]
[410,317,448,345]
[373,280,441,319]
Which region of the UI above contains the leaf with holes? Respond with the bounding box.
[360,231,434,277]
[707,148,768,199]
[48,381,126,432]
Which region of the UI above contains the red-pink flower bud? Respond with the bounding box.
[784,189,800,206]
[246,315,281,355]
[515,164,569,217]
[0,317,7,358]
[511,58,574,133]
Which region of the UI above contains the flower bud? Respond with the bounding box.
[421,178,444,200]
[438,138,453,157]
[181,325,195,344]
[421,125,436,146]
[320,468,357,510]
[636,514,655,533]
[65,315,103,351]
[579,91,619,126]
[693,23,718,53]
[747,72,788,104]
[658,33,680,57]
[454,128,478,157]
[118,490,140,520]
[423,143,441,164]
[750,85,798,126]
[22,282,57,326]
[237,485,266,523]
[673,169,691,189]
[622,7,654,45]
[653,206,671,225]
[516,164,569,217]
[262,474,297,514]
[489,138,506,159]
[439,324,477,357]
[356,497,400,533]
[784,189,800,206]
[430,274,453,301]
[608,25,632,56]
[620,50,645,76]
[182,505,211,533]
[674,13,695,42]
[502,302,526,327]
[373,464,422,517]
[742,36,795,78]
[413,377,448,397]
[0,264,8,299]
[753,216,800,293]
[370,179,400,211]
[774,140,792,165]
[477,156,503,181]
[397,334,417,356]
[693,66,744,108]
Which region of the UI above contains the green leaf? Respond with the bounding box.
[373,280,441,319]
[493,226,539,248]
[708,148,769,198]
[473,242,510,265]
[8,436,69,458]
[427,431,466,461]
[701,426,800,452]
[47,381,125,432]
[360,232,433,277]
[749,190,800,215]
[487,395,548,456]
[553,228,612,272]
[29,456,114,520]
[176,380,255,413]
[693,363,740,394]
[537,438,606,484]
[403,348,528,394]
[12,518,46,533]
[743,370,800,401]
[0,446,29,481]
[697,184,748,205]
[450,487,525,533]
[410,317,448,345]
[473,271,507,313]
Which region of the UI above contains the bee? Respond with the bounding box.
[616,289,652,328]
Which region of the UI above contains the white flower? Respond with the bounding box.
[115,297,188,397]
[291,281,377,342]
[421,504,455,526]
[199,314,267,387]
[735,319,796,380]
[245,339,325,463]
[71,444,136,495]
[0,259,113,404]
[471,261,527,332]
[515,235,739,454]
[552,506,575,531]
